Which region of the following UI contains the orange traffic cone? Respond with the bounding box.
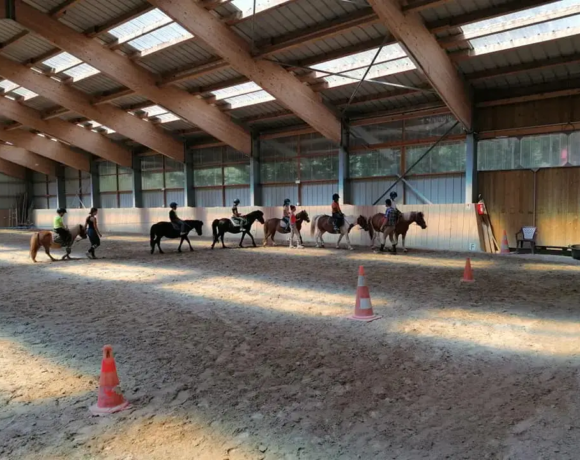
[90,345,129,416]
[461,258,475,283]
[500,230,511,254]
[348,266,382,322]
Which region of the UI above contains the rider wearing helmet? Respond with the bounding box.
[282,198,291,232]
[169,202,187,236]
[390,191,398,210]
[231,199,246,228]
[53,208,71,246]
[381,198,399,253]
[331,193,343,233]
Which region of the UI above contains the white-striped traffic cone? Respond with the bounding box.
[348,266,382,322]
[500,230,511,254]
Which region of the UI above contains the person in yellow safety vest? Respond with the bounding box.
[53,208,72,246]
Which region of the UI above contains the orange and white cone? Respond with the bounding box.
[348,266,382,322]
[500,230,511,254]
[89,345,130,416]
[461,258,475,283]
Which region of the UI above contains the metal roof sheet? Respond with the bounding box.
[23,0,63,13]
[229,99,286,118]
[175,68,245,93]
[137,39,215,75]
[0,33,56,64]
[58,0,148,34]
[21,95,60,112]
[71,73,125,95]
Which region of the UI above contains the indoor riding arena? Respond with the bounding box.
[1,0,580,459]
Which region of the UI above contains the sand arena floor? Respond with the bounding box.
[1,229,580,460]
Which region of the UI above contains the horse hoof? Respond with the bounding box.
[348,247,354,251]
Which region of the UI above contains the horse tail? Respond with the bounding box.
[368,217,374,242]
[310,215,321,237]
[212,219,219,237]
[30,232,40,262]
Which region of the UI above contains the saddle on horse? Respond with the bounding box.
[53,229,71,246]
[231,217,247,228]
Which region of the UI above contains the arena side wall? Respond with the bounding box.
[33,204,482,252]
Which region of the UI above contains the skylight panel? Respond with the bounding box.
[226,90,275,109]
[231,0,291,18]
[108,8,172,43]
[43,52,82,73]
[141,105,169,117]
[0,80,19,93]
[11,86,38,100]
[128,22,192,53]
[462,0,580,55]
[155,113,181,123]
[212,82,263,100]
[313,44,407,74]
[322,59,416,89]
[62,63,100,82]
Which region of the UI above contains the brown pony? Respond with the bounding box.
[310,214,355,250]
[30,224,87,262]
[361,212,427,253]
[263,210,310,246]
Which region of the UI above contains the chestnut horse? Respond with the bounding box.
[310,215,355,250]
[262,210,310,246]
[358,212,427,253]
[29,224,87,262]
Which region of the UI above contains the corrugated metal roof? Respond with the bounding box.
[137,39,216,75]
[21,95,60,112]
[0,20,26,42]
[419,0,517,27]
[229,100,287,118]
[23,0,63,14]
[112,94,150,108]
[0,33,55,64]
[71,73,125,95]
[233,0,366,43]
[175,68,245,93]
[271,23,387,63]
[58,0,148,34]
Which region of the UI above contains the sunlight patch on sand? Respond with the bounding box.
[346,253,495,269]
[394,308,580,357]
[0,339,94,403]
[51,261,193,281]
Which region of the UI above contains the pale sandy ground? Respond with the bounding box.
[1,229,580,460]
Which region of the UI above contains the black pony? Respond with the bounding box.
[150,220,203,254]
[211,210,265,249]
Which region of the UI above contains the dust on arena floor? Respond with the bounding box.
[1,229,580,459]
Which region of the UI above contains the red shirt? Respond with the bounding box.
[290,213,297,224]
[331,201,341,213]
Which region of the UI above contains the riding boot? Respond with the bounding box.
[390,244,397,254]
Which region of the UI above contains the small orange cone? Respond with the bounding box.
[348,266,382,322]
[500,230,511,254]
[461,258,475,283]
[89,345,130,416]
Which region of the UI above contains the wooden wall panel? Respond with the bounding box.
[478,170,535,247]
[536,168,580,247]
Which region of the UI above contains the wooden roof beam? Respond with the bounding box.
[13,1,252,155]
[0,157,27,179]
[50,0,83,18]
[0,31,29,50]
[403,0,455,13]
[0,95,128,168]
[367,0,473,130]
[0,144,57,176]
[0,129,85,171]
[150,0,341,143]
[0,54,185,162]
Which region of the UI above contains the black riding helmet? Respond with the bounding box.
[283,198,291,205]
[390,191,398,201]
[332,193,340,201]
[57,208,67,214]
[233,199,240,205]
[169,202,178,209]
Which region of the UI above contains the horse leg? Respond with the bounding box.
[336,233,343,249]
[186,236,194,252]
[178,237,184,253]
[402,232,407,253]
[345,231,353,251]
[45,244,57,262]
[239,231,246,248]
[318,230,326,248]
[262,229,269,247]
[157,237,164,254]
[221,231,227,249]
[248,231,257,248]
[271,230,277,246]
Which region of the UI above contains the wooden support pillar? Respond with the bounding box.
[338,120,350,205]
[55,164,66,209]
[250,134,262,206]
[90,160,101,209]
[184,146,195,207]
[465,133,478,204]
[132,154,143,208]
